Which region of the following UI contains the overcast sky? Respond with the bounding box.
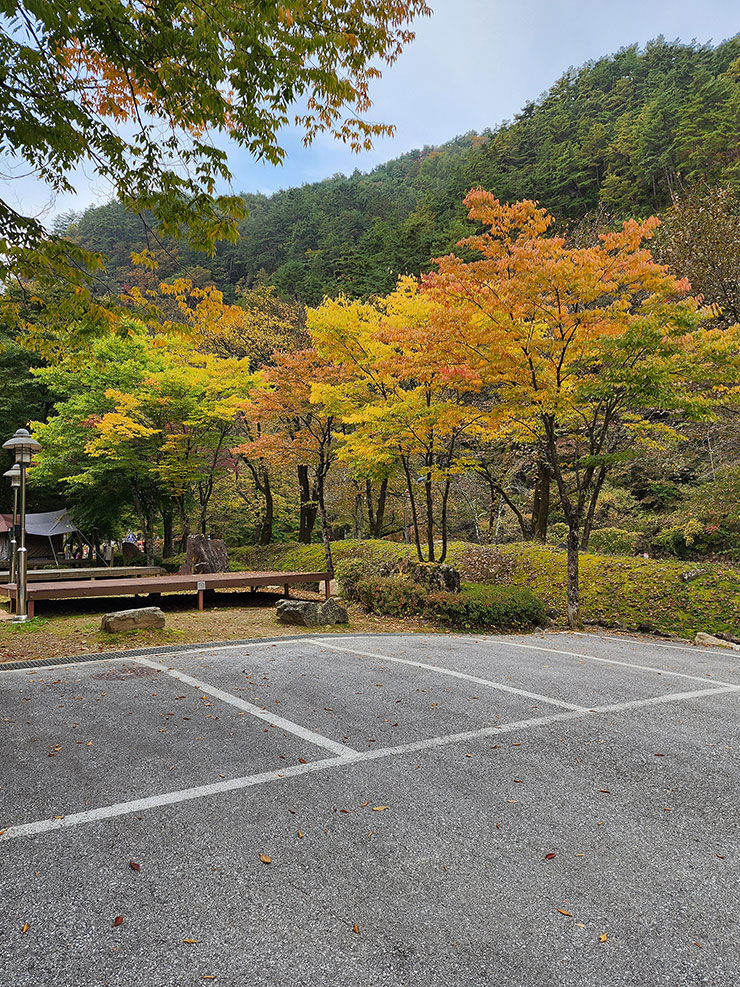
[4,0,739,222]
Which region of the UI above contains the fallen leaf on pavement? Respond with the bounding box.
[599,933,608,943]
[259,853,272,864]
[112,916,123,927]
[297,831,303,839]
[352,924,360,934]
[298,758,307,764]
[129,861,141,872]
[543,853,556,860]
[372,806,388,812]
[21,923,30,934]
[557,909,572,917]
[182,939,200,944]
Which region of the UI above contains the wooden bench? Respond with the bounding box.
[1,570,331,618]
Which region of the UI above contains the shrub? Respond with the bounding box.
[429,582,547,630]
[355,576,427,616]
[335,558,377,600]
[355,576,547,631]
[588,528,640,557]
[160,553,185,573]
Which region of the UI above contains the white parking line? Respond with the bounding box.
[487,640,740,689]
[134,656,351,756]
[591,685,739,713]
[570,630,740,658]
[0,638,315,677]
[3,683,735,843]
[144,638,315,661]
[313,640,589,712]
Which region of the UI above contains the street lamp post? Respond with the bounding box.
[3,464,21,585]
[3,429,42,622]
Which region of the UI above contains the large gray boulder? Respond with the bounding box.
[179,534,229,575]
[101,607,166,633]
[276,597,349,627]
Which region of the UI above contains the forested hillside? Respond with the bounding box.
[65,35,740,304]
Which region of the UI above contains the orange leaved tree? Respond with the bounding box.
[242,349,346,574]
[425,192,709,627]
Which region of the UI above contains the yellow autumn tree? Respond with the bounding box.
[424,191,712,626]
[309,277,486,562]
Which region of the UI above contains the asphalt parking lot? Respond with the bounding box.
[1,630,738,987]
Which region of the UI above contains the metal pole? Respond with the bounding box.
[9,485,18,585]
[14,463,28,621]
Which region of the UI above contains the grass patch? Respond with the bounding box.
[236,539,740,638]
[0,591,434,664]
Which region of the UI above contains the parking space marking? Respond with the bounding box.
[570,630,740,658]
[0,638,315,677]
[591,684,740,713]
[4,679,733,844]
[490,640,740,689]
[134,657,352,756]
[145,638,315,660]
[313,640,589,711]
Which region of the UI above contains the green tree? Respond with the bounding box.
[1,1,429,302]
[31,328,253,561]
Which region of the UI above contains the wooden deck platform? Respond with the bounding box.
[1,570,331,617]
[0,566,165,583]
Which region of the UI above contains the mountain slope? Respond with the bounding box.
[69,35,740,305]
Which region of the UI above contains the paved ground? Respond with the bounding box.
[0,630,738,986]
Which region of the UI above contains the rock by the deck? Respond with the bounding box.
[694,631,739,650]
[101,607,166,633]
[320,598,349,624]
[276,597,349,627]
[179,534,229,575]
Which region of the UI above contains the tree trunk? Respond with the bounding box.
[566,526,581,629]
[439,478,451,563]
[259,468,274,545]
[400,454,424,561]
[131,486,156,565]
[373,477,388,538]
[580,466,607,551]
[487,494,498,544]
[176,496,190,554]
[161,503,174,558]
[365,477,389,538]
[298,464,317,544]
[365,478,375,537]
[532,460,550,542]
[144,512,155,566]
[424,473,435,563]
[199,492,208,537]
[316,473,334,577]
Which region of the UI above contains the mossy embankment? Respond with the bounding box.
[233,540,740,639]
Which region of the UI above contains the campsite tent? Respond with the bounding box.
[0,509,79,564]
